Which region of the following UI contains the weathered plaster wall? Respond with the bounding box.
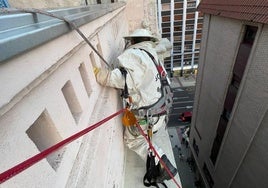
[0,5,128,188]
[124,0,159,35]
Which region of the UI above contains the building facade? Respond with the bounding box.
[0,3,128,187]
[0,1,180,187]
[190,0,268,188]
[158,0,203,76]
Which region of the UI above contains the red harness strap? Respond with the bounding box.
[0,109,125,184]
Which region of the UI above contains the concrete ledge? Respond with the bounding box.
[0,2,125,62]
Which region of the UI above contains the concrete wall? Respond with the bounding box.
[0,5,128,188]
[190,14,243,179]
[190,14,268,188]
[124,0,159,35]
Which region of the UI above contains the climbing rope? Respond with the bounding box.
[135,122,182,188]
[0,109,125,184]
[0,7,112,69]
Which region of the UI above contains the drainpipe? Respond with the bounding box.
[181,0,187,77]
[191,0,199,72]
[170,0,174,77]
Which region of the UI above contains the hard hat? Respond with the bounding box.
[124,29,159,42]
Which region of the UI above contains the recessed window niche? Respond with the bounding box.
[89,51,97,67]
[79,63,92,97]
[26,110,65,171]
[62,80,82,124]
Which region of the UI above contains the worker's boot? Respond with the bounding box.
[156,154,178,183]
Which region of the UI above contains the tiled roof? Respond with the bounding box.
[198,0,268,24]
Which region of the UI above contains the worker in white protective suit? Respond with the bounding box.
[94,29,177,185]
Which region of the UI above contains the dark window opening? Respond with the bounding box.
[223,84,238,116]
[233,26,257,81]
[203,163,214,188]
[243,26,257,44]
[193,138,199,156]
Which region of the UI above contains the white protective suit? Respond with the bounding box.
[96,40,169,163]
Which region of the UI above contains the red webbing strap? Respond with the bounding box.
[0,108,125,184]
[135,122,181,188]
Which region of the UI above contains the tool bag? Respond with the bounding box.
[143,152,168,188]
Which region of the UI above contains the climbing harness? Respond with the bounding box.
[137,48,173,122]
[119,48,173,126]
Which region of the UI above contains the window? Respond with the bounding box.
[186,25,194,30]
[203,163,214,188]
[193,138,199,156]
[26,110,65,170]
[187,2,196,8]
[233,26,257,81]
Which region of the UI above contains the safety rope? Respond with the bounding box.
[135,122,181,188]
[0,108,125,184]
[0,8,112,69]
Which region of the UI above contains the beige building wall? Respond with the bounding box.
[0,4,128,187]
[213,23,268,188]
[0,1,173,187]
[190,15,243,174]
[190,14,268,188]
[124,0,159,35]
